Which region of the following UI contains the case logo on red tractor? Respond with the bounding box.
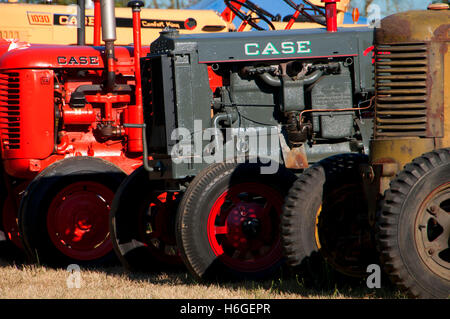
[57,56,100,66]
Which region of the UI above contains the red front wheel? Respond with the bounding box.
[176,161,296,280]
[46,181,114,261]
[19,157,126,266]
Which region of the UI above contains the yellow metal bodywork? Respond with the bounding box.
[0,3,229,45]
[371,9,450,194]
[370,138,437,193]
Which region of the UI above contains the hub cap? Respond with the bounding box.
[47,181,114,261]
[207,182,283,272]
[415,182,450,280]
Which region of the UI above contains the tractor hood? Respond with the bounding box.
[0,43,149,70]
[150,27,373,63]
[375,10,450,44]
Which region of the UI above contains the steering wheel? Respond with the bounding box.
[283,0,327,27]
[224,0,278,31]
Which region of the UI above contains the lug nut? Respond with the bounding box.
[428,206,437,216]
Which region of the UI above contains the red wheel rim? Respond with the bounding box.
[207,182,283,272]
[47,181,114,261]
[137,192,181,265]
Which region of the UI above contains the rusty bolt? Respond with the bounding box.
[429,206,437,216]
[428,248,434,255]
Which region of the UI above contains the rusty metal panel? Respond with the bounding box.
[426,42,445,137]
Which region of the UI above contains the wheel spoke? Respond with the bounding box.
[215,225,229,235]
[427,233,449,253]
[433,206,450,228]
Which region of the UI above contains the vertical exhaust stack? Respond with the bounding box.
[101,0,117,92]
[77,0,86,45]
[126,0,144,153]
[322,0,340,32]
[93,0,101,46]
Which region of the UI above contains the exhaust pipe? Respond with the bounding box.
[321,0,340,32]
[101,0,117,92]
[77,0,86,45]
[126,0,145,153]
[93,0,101,46]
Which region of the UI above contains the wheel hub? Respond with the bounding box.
[226,203,262,249]
[242,218,261,239]
[207,182,283,272]
[47,181,114,261]
[416,182,450,280]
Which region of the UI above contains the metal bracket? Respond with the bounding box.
[123,123,153,172]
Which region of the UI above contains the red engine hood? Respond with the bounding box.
[0,43,150,70]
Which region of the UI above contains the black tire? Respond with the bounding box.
[0,192,26,262]
[376,149,450,299]
[110,166,184,272]
[282,153,378,283]
[176,161,296,281]
[19,157,126,267]
[0,173,24,260]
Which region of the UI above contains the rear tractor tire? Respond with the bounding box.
[110,166,184,272]
[377,149,450,299]
[176,161,296,280]
[19,157,126,266]
[282,153,378,284]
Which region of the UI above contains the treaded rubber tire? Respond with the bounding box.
[19,157,126,267]
[376,148,450,299]
[110,166,184,272]
[282,153,377,282]
[176,161,296,281]
[0,167,25,261]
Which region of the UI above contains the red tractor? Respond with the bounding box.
[0,0,152,266]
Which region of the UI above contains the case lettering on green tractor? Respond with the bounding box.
[244,41,311,56]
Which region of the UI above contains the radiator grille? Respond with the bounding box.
[374,43,428,138]
[0,72,21,149]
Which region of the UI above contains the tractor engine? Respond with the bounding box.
[0,44,145,179]
[144,27,374,178]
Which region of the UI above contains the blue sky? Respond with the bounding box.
[350,0,434,17]
[184,0,435,18]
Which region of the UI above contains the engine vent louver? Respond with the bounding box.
[375,43,428,138]
[0,72,21,149]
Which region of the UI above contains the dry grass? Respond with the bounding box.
[0,244,406,299]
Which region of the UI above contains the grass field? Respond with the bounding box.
[0,242,406,299]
